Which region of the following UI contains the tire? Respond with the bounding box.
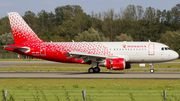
[150,69,154,73]
[88,68,94,73]
[94,67,100,73]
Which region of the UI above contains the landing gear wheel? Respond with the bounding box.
[94,67,100,73]
[149,63,154,73]
[150,69,154,73]
[88,68,94,73]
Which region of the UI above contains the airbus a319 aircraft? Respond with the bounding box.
[4,12,179,73]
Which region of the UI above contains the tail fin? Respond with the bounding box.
[8,12,43,44]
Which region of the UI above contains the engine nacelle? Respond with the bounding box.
[125,62,131,69]
[99,58,131,70]
[106,58,125,70]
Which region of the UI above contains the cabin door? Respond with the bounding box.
[148,44,155,55]
[40,43,46,56]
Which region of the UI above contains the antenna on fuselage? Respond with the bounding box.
[72,40,74,42]
[148,40,151,42]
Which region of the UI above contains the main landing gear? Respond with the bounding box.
[149,63,154,73]
[88,62,100,73]
[88,67,100,73]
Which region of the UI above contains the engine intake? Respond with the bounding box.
[99,58,131,70]
[106,58,125,70]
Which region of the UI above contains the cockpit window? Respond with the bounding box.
[168,47,171,50]
[162,47,171,51]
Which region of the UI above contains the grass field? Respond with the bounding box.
[0,59,180,100]
[0,79,180,101]
[0,59,45,61]
[0,62,179,72]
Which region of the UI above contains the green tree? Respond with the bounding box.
[73,12,90,34]
[102,9,115,41]
[171,4,180,31]
[55,5,83,26]
[23,11,39,33]
[0,32,14,45]
[58,20,76,38]
[160,31,180,54]
[114,34,133,41]
[74,27,109,42]
[0,17,11,35]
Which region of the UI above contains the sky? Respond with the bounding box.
[0,0,179,18]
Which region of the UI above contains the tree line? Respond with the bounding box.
[0,4,180,54]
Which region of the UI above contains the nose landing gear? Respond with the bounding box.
[149,63,154,73]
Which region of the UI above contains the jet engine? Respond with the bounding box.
[99,58,131,70]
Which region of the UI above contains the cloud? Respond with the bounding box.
[44,0,56,5]
[0,2,13,7]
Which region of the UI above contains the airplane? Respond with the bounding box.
[4,12,179,73]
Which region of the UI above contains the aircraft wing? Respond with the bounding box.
[65,51,109,63]
[65,51,130,63]
[3,45,30,53]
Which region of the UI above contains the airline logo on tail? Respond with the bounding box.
[8,12,43,44]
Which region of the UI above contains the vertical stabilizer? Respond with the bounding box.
[8,12,43,44]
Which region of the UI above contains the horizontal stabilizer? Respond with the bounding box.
[3,45,30,53]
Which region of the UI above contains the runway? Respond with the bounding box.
[0,61,58,66]
[0,71,180,79]
[0,61,180,67]
[0,61,180,79]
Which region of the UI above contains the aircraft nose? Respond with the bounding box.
[173,51,179,59]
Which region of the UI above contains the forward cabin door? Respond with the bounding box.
[148,44,155,55]
[40,43,46,56]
